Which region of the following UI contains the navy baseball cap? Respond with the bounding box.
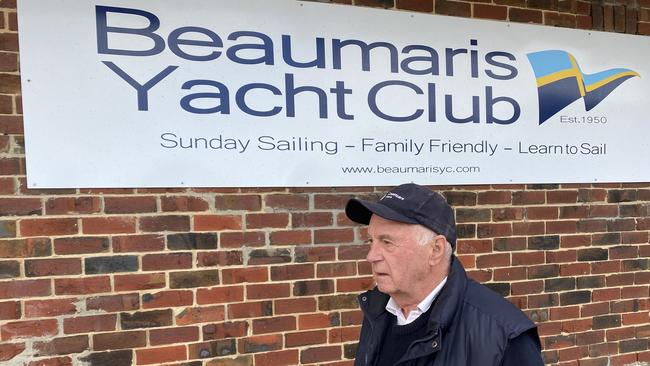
[345,183,457,248]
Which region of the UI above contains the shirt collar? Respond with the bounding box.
[386,277,448,325]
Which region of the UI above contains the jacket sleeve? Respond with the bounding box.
[500,328,544,366]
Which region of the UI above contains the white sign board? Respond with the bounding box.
[17,0,650,187]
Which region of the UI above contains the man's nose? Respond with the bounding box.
[366,242,382,262]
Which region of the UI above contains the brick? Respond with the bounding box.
[246,213,289,229]
[114,273,166,291]
[477,223,512,238]
[544,12,577,28]
[161,196,209,212]
[301,345,341,363]
[255,349,299,366]
[167,233,218,250]
[0,342,25,362]
[271,264,314,281]
[252,316,296,334]
[337,245,370,260]
[619,339,647,353]
[0,301,20,320]
[0,260,19,278]
[396,0,433,11]
[53,237,109,255]
[104,196,156,214]
[86,293,139,312]
[222,267,268,284]
[292,212,333,227]
[195,215,242,231]
[456,208,491,223]
[177,305,226,326]
[1,319,57,340]
[120,309,173,330]
[299,313,340,330]
[247,283,290,300]
[170,270,219,288]
[45,197,101,215]
[142,290,193,309]
[93,330,147,351]
[238,334,282,353]
[197,250,243,267]
[140,215,190,232]
[430,0,471,16]
[270,230,311,245]
[511,280,543,295]
[188,339,236,359]
[577,248,608,261]
[265,194,309,210]
[509,8,543,23]
[577,276,605,289]
[33,335,89,356]
[295,247,337,263]
[0,198,41,216]
[274,298,317,315]
[228,301,273,319]
[63,314,116,334]
[79,350,133,366]
[206,355,254,366]
[135,345,186,365]
[0,157,22,176]
[529,294,559,308]
[528,235,560,250]
[474,3,507,20]
[492,208,524,222]
[476,253,510,268]
[0,52,18,72]
[202,320,247,340]
[512,222,544,235]
[0,279,50,299]
[25,298,78,317]
[248,249,291,265]
[220,232,265,248]
[294,279,335,296]
[113,235,164,253]
[512,191,545,205]
[150,326,199,346]
[546,220,577,234]
[286,330,328,347]
[592,233,621,245]
[593,315,621,329]
[560,291,591,305]
[492,237,525,252]
[82,217,136,234]
[20,218,78,237]
[318,294,359,311]
[85,256,138,274]
[314,194,357,209]
[0,238,51,258]
[142,253,192,271]
[214,195,261,211]
[318,262,357,278]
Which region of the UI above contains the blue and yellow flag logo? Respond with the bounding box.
[527,50,639,124]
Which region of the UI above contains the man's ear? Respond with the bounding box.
[429,236,446,265]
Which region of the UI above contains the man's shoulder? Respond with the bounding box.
[462,279,535,333]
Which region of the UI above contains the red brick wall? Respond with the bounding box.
[1,0,649,365]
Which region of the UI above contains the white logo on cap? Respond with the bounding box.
[381,192,405,200]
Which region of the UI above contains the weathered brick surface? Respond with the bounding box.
[0,1,649,365]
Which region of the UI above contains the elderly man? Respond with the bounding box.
[345,183,544,366]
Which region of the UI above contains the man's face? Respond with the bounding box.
[366,215,433,299]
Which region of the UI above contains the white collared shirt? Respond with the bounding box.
[385,277,448,325]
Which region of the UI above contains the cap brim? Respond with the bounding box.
[345,199,419,226]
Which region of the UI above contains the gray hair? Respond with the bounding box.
[416,225,453,262]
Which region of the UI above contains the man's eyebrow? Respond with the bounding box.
[377,234,394,241]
